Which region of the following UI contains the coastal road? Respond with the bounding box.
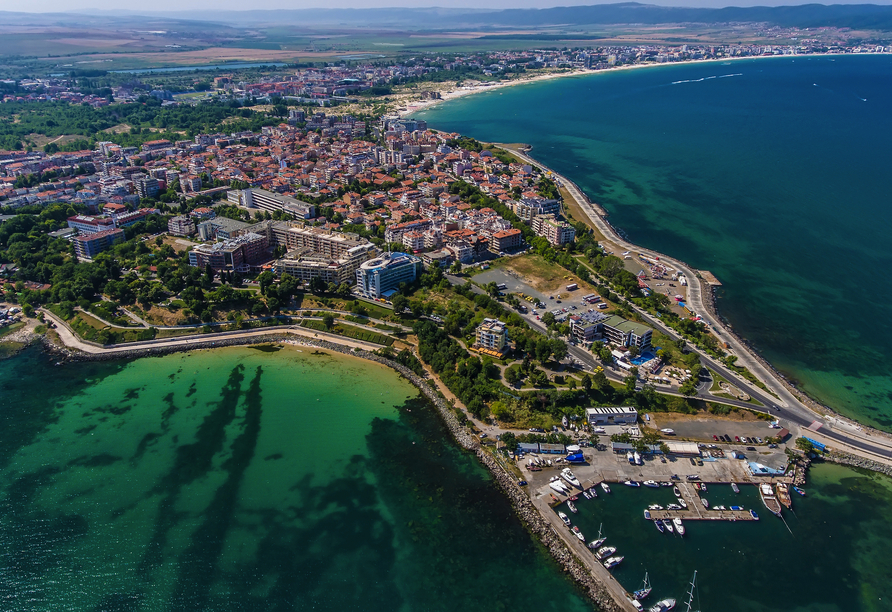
[500,146,892,463]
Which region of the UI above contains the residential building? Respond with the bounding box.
[355,252,422,298]
[474,318,510,356]
[514,197,560,222]
[585,406,638,426]
[273,243,377,285]
[235,188,316,219]
[489,228,523,253]
[73,228,125,259]
[531,214,575,246]
[568,311,608,344]
[168,215,196,237]
[188,232,269,272]
[601,315,653,350]
[135,177,160,199]
[67,214,115,235]
[197,217,252,241]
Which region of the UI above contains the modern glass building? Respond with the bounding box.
[355,252,422,298]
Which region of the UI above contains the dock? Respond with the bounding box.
[698,270,722,286]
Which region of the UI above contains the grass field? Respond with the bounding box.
[301,319,393,346]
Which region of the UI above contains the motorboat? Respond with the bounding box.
[588,486,598,498]
[677,498,687,509]
[596,546,616,560]
[759,483,783,517]
[561,468,582,489]
[714,505,727,510]
[647,598,676,612]
[593,427,606,434]
[632,571,653,601]
[700,483,708,493]
[686,475,700,481]
[634,451,643,465]
[549,481,568,495]
[648,504,664,510]
[572,525,585,542]
[673,518,685,536]
[644,510,652,520]
[603,556,624,569]
[643,480,660,488]
[731,482,740,494]
[582,490,591,500]
[627,451,635,464]
[601,482,611,494]
[666,504,681,511]
[673,486,681,497]
[569,495,579,501]
[654,519,665,533]
[558,511,571,526]
[730,505,743,511]
[750,509,760,520]
[567,500,578,514]
[660,428,675,435]
[663,519,674,533]
[793,486,806,496]
[701,498,709,509]
[661,482,673,487]
[624,480,641,487]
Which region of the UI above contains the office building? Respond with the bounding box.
[355,252,422,298]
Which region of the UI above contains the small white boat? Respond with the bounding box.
[673,517,685,536]
[660,428,675,435]
[558,511,571,526]
[624,480,641,487]
[634,451,643,465]
[589,487,598,498]
[644,509,652,520]
[654,519,665,533]
[673,486,680,497]
[596,546,616,560]
[664,519,674,533]
[677,498,687,509]
[648,598,676,612]
[643,480,660,488]
[731,482,740,494]
[627,451,635,464]
[603,556,624,569]
[549,481,568,495]
[567,500,577,514]
[572,525,585,541]
[701,498,709,509]
[561,468,581,488]
[648,504,664,510]
[601,482,611,494]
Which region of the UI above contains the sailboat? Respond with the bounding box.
[588,523,606,550]
[682,570,700,612]
[632,571,653,601]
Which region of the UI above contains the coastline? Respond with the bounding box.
[35,325,628,612]
[489,143,892,457]
[401,52,884,118]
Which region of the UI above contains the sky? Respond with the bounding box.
[2,0,892,12]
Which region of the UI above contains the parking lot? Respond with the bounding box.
[646,413,781,445]
[475,268,550,305]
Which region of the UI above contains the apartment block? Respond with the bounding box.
[73,228,125,259]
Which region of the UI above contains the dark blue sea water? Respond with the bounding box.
[415,55,892,429]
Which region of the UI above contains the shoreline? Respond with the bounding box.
[490,143,892,452]
[35,328,628,611]
[401,52,887,118]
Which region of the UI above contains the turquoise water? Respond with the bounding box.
[558,463,892,611]
[0,346,590,612]
[415,55,892,429]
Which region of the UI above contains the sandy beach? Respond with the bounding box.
[399,52,880,117]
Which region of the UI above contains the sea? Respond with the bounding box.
[413,54,892,431]
[1,345,891,611]
[0,346,590,612]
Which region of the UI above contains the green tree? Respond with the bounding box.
[257,271,274,295]
[322,313,335,330]
[795,437,816,453]
[499,431,517,451]
[392,294,408,314]
[581,373,592,391]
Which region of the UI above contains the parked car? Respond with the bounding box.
[746,446,756,451]
[713,435,719,441]
[734,436,741,442]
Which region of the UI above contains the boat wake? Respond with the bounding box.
[672,73,742,85]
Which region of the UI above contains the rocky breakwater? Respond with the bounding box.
[826,451,892,478]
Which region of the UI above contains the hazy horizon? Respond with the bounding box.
[4,0,892,15]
